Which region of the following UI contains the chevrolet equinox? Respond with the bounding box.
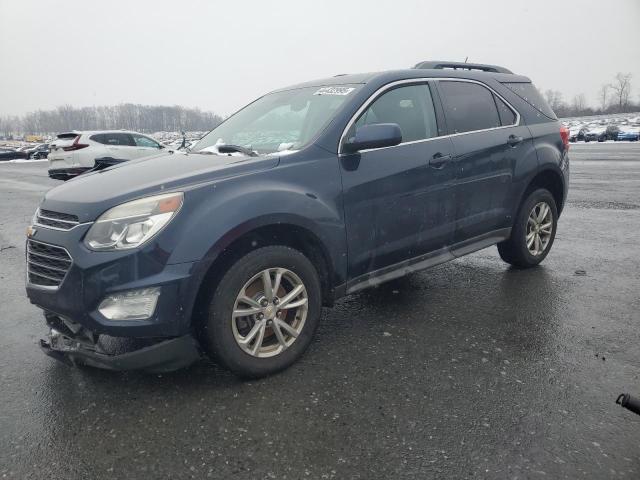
[27,61,570,377]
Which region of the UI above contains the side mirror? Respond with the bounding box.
[342,123,402,154]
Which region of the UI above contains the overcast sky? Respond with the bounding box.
[1,0,639,117]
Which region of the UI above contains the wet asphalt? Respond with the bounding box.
[0,143,639,479]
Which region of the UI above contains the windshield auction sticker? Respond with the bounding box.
[314,86,355,96]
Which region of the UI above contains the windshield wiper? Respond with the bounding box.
[216,144,258,157]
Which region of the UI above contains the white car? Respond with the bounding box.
[48,130,165,180]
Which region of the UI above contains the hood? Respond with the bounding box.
[41,152,280,222]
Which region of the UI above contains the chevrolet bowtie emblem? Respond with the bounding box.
[26,225,37,238]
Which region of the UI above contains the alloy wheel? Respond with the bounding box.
[231,268,308,358]
[526,201,553,256]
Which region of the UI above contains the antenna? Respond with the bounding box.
[464,56,468,63]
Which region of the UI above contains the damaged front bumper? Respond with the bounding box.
[40,327,202,373]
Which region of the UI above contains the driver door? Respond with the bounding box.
[339,83,456,286]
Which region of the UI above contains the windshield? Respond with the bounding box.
[193,85,361,155]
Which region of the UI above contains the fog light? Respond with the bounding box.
[98,287,161,321]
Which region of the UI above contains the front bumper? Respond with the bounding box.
[40,327,201,373]
[26,223,203,339]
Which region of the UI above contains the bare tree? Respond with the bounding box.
[0,104,223,135]
[545,89,564,112]
[571,93,587,113]
[610,73,632,111]
[598,84,609,112]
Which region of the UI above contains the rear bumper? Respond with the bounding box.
[40,327,201,373]
[48,167,91,180]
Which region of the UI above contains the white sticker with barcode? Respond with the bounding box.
[313,86,355,96]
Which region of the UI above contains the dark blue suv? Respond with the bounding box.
[27,61,570,377]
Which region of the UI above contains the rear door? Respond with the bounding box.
[340,82,456,283]
[101,133,137,160]
[436,80,529,243]
[132,134,162,158]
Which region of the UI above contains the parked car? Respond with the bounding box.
[599,125,620,142]
[28,61,569,377]
[0,147,28,161]
[26,143,50,159]
[568,127,581,142]
[617,129,640,141]
[584,127,605,142]
[573,126,589,142]
[48,130,165,180]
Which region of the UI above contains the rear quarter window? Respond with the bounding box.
[438,81,501,134]
[502,82,557,120]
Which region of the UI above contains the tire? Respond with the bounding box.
[200,246,322,378]
[497,188,558,268]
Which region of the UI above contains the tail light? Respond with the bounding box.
[62,136,89,152]
[560,125,570,151]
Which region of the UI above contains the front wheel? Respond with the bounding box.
[498,188,558,268]
[200,246,322,378]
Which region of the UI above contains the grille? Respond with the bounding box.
[27,240,72,288]
[36,209,80,230]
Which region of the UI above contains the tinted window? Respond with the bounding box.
[352,84,438,143]
[133,134,160,148]
[502,82,557,120]
[91,133,134,146]
[439,81,501,134]
[494,95,517,126]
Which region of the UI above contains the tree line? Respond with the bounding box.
[1,72,638,137]
[0,104,224,137]
[544,72,637,118]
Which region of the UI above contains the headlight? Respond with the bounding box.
[84,192,183,250]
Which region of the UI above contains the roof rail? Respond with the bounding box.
[413,60,513,74]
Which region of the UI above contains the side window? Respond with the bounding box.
[96,133,134,146]
[352,84,438,143]
[494,95,517,126]
[117,133,135,146]
[439,81,501,134]
[104,134,120,145]
[133,134,160,148]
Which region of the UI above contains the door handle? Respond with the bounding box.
[507,135,524,147]
[429,152,452,169]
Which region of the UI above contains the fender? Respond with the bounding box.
[166,174,347,285]
[512,164,567,220]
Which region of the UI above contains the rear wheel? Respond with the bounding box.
[200,246,322,378]
[498,188,558,268]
